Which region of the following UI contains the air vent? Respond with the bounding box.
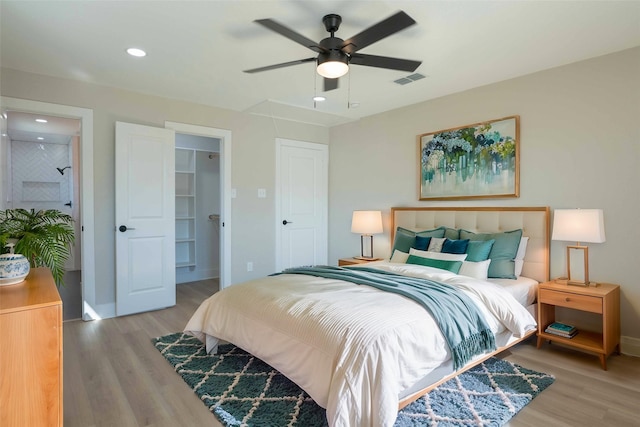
[393,77,412,85]
[394,73,426,85]
[407,73,425,81]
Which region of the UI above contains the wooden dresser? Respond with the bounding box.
[0,267,63,426]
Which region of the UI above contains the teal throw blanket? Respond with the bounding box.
[275,265,496,370]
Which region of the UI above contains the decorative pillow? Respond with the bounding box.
[392,226,446,253]
[409,248,468,261]
[465,239,495,262]
[406,254,463,274]
[515,237,529,260]
[444,228,460,240]
[390,249,409,264]
[459,229,523,279]
[514,259,524,277]
[427,237,446,252]
[442,238,470,254]
[458,260,491,280]
[513,237,529,277]
[414,235,432,251]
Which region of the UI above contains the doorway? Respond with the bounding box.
[165,121,232,289]
[1,97,95,321]
[175,133,221,284]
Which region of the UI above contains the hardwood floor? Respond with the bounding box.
[64,280,640,427]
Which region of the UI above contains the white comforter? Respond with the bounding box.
[184,262,536,427]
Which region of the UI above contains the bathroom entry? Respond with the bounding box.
[175,133,221,284]
[3,111,82,319]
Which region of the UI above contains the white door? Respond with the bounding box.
[276,139,328,270]
[115,122,176,316]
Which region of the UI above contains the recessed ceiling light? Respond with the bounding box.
[126,47,146,57]
[313,96,326,102]
[36,118,48,123]
[37,137,44,140]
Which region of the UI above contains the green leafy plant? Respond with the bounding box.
[0,209,75,287]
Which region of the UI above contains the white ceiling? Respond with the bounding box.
[5,111,80,145]
[1,1,639,127]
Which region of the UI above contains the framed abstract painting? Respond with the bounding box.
[418,115,520,200]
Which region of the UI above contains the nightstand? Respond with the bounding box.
[338,257,382,266]
[537,280,620,370]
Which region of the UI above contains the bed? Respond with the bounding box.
[185,206,550,427]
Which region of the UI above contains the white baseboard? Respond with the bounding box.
[621,336,640,357]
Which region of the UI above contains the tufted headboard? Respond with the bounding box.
[391,206,550,283]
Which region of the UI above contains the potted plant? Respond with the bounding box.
[0,208,75,287]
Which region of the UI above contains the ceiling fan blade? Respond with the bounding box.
[341,11,416,54]
[244,57,316,74]
[255,18,326,53]
[349,53,421,72]
[324,78,339,92]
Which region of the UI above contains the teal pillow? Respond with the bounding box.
[465,239,495,262]
[392,226,446,253]
[442,238,469,254]
[444,228,460,240]
[459,229,523,278]
[414,235,432,251]
[406,254,463,274]
[392,227,418,253]
[416,227,446,239]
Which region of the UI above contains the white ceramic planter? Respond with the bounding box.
[0,253,30,286]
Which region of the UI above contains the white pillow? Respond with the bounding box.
[514,237,529,277]
[390,249,409,263]
[515,237,529,260]
[514,259,524,277]
[427,237,446,252]
[459,260,491,280]
[409,248,468,261]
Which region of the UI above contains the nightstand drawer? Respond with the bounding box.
[539,289,602,314]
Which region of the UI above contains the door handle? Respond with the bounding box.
[282,220,293,225]
[119,225,136,232]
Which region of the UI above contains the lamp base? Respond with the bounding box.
[567,280,590,287]
[568,280,599,287]
[554,277,599,287]
[353,256,381,261]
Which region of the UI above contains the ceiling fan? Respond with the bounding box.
[244,11,422,92]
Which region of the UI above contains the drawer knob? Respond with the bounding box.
[565,297,570,302]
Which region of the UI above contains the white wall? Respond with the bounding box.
[328,47,640,343]
[0,68,330,307]
[2,47,638,347]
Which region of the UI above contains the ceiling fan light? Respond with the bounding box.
[317,51,349,78]
[317,61,349,78]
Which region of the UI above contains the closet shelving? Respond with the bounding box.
[175,148,196,268]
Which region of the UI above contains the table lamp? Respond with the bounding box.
[551,209,605,286]
[351,210,383,260]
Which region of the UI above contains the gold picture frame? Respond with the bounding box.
[418,116,520,200]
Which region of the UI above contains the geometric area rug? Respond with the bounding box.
[153,332,555,427]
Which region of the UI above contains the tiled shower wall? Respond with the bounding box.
[9,140,72,211]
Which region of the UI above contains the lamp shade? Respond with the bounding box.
[552,209,606,243]
[351,211,383,235]
[317,51,349,78]
[317,61,349,79]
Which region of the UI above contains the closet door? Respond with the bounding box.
[115,122,176,316]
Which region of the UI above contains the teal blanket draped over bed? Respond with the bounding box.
[275,265,496,370]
